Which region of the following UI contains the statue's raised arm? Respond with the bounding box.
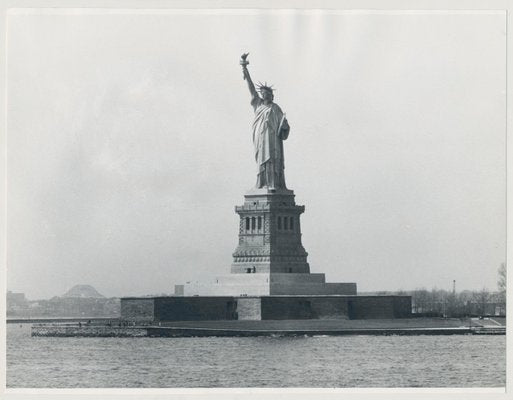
[240,53,259,101]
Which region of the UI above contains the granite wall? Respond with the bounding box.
[309,297,349,319]
[260,296,410,320]
[120,295,412,321]
[392,296,412,318]
[270,283,357,295]
[236,297,262,320]
[349,296,411,319]
[121,298,155,321]
[261,297,312,320]
[153,297,237,321]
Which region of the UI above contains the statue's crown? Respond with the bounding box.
[257,82,275,93]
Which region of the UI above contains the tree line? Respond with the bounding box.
[376,263,506,317]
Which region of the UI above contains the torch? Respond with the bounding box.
[240,53,249,80]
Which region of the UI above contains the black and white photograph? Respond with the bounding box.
[2,1,510,398]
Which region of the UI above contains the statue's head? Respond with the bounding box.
[257,82,274,102]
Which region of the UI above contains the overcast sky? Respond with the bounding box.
[6,10,506,299]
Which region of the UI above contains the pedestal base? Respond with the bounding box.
[178,273,357,296]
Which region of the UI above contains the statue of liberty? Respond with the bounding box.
[240,53,290,190]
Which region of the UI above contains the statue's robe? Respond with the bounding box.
[251,97,290,189]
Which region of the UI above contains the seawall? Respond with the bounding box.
[30,318,505,337]
[32,325,147,337]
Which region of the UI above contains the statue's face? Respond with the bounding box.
[261,89,274,102]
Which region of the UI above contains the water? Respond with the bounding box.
[6,324,506,388]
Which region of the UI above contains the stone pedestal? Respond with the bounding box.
[179,187,357,297]
[231,188,309,274]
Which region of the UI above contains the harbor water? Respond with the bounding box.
[6,324,506,388]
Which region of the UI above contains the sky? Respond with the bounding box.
[6,10,506,299]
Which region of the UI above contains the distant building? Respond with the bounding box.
[62,284,105,298]
[6,285,120,318]
[7,291,28,315]
[7,290,26,304]
[34,297,120,317]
